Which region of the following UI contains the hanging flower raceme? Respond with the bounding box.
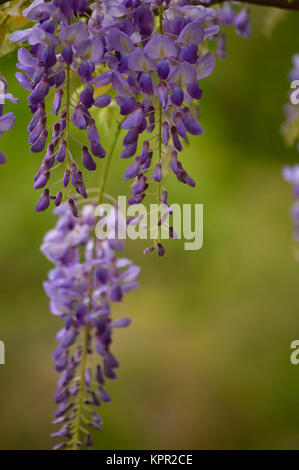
[10,0,220,254]
[10,0,109,215]
[94,2,217,195]
[0,76,18,164]
[84,0,218,255]
[42,202,140,449]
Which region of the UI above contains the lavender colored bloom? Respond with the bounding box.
[234,8,251,38]
[12,0,223,243]
[82,146,97,171]
[42,203,139,448]
[289,54,299,82]
[0,77,18,164]
[283,165,299,242]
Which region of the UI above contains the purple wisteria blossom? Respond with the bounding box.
[85,0,219,255]
[289,54,299,82]
[282,165,299,242]
[42,202,139,449]
[218,2,251,58]
[10,0,219,225]
[0,77,18,164]
[10,0,107,214]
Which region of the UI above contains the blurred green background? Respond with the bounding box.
[1,7,299,450]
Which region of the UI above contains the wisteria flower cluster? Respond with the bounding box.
[9,0,221,221]
[42,202,139,449]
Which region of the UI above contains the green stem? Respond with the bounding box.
[66,64,71,168]
[71,324,89,449]
[97,123,122,206]
[71,123,122,450]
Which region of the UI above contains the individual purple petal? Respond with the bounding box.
[196,52,216,79]
[162,121,169,145]
[91,71,113,87]
[82,146,97,171]
[171,127,183,152]
[128,193,145,205]
[152,163,162,182]
[99,387,112,402]
[36,189,50,212]
[139,73,153,95]
[144,34,178,59]
[158,82,168,109]
[128,48,156,72]
[91,141,106,158]
[204,25,220,39]
[95,268,110,284]
[59,21,89,45]
[132,175,148,195]
[123,157,140,179]
[53,89,63,116]
[111,318,131,328]
[171,86,184,106]
[140,141,149,165]
[174,112,187,139]
[71,105,87,130]
[94,95,111,108]
[88,119,100,143]
[178,20,204,45]
[235,8,251,37]
[120,142,137,159]
[76,38,104,64]
[10,28,32,43]
[80,86,94,108]
[119,97,136,116]
[56,140,66,163]
[183,107,203,135]
[0,112,15,132]
[179,44,198,64]
[122,108,143,130]
[34,171,50,190]
[187,81,203,100]
[169,63,196,85]
[30,129,48,153]
[15,72,33,90]
[110,285,123,302]
[108,28,133,53]
[63,169,70,187]
[157,242,165,257]
[134,4,154,37]
[28,78,49,104]
[62,45,73,64]
[157,60,170,80]
[55,192,63,207]
[123,128,139,146]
